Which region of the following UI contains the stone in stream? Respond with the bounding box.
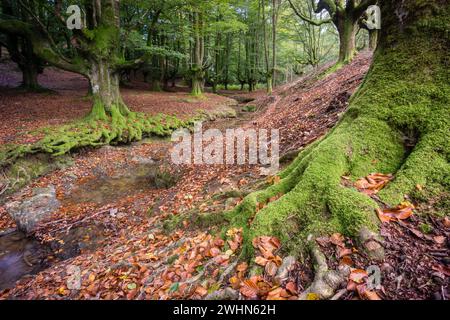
[5,185,61,234]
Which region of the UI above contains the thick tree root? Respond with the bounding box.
[225,25,449,260]
[298,240,350,300]
[0,110,194,168]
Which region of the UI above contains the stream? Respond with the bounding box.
[0,161,171,291]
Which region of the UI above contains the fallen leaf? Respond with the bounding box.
[338,247,353,258]
[433,236,445,244]
[285,282,298,295]
[340,255,353,266]
[229,276,241,289]
[443,217,450,229]
[306,293,320,300]
[240,279,260,299]
[376,202,414,223]
[255,256,269,266]
[265,261,278,277]
[349,269,368,284]
[195,286,208,297]
[252,236,281,259]
[330,233,345,247]
[266,287,288,300]
[355,173,393,195]
[237,262,248,273]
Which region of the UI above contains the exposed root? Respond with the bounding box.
[298,239,350,300]
[0,109,194,168]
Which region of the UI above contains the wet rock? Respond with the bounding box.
[5,185,60,234]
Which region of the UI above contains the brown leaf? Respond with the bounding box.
[195,286,208,297]
[229,276,241,290]
[255,256,269,267]
[349,269,368,284]
[330,233,345,247]
[240,279,260,299]
[443,217,450,229]
[432,264,450,277]
[252,236,281,259]
[315,236,330,247]
[285,282,298,295]
[237,262,248,273]
[340,255,353,266]
[377,202,414,223]
[265,261,278,277]
[266,287,289,300]
[364,290,382,300]
[338,247,353,258]
[355,173,393,195]
[433,236,446,245]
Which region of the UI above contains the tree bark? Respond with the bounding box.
[337,16,358,63]
[88,60,130,119]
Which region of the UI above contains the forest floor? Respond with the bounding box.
[0,52,448,300]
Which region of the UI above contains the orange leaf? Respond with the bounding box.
[255,256,269,266]
[240,279,260,299]
[195,286,208,297]
[349,269,368,284]
[237,262,248,273]
[266,287,288,300]
[330,233,345,247]
[355,173,393,195]
[377,202,414,223]
[285,282,298,295]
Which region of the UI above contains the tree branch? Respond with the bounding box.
[288,0,332,26]
[0,19,87,76]
[354,0,378,18]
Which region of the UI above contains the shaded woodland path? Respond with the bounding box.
[0,52,447,300]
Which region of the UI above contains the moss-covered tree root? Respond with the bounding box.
[226,1,450,261]
[0,108,193,168]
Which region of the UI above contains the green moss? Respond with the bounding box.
[242,105,257,113]
[225,11,450,258]
[419,223,433,234]
[0,106,193,169]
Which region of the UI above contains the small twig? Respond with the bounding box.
[45,208,111,235]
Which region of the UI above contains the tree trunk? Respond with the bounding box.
[368,29,378,51]
[19,59,40,90]
[191,74,203,97]
[337,17,357,63]
[88,60,130,119]
[229,0,450,264]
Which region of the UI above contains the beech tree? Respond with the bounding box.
[0,0,186,163]
[228,0,449,299]
[0,0,44,90]
[288,0,377,64]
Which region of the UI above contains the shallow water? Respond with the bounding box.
[0,231,48,291]
[62,163,167,205]
[0,163,171,291]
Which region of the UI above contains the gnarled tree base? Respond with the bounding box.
[226,16,450,259]
[0,102,193,168]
